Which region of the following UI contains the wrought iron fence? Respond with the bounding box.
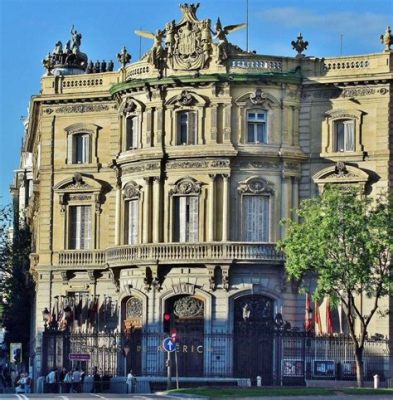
[41,328,392,386]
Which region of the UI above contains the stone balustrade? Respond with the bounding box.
[53,242,284,268]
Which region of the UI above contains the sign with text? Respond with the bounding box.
[69,353,90,361]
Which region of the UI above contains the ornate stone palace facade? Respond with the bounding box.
[12,4,393,383]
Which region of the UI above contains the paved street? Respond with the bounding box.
[1,393,393,400]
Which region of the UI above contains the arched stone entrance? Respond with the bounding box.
[122,296,143,375]
[165,295,204,376]
[233,294,274,384]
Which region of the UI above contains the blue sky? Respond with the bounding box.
[0,0,392,205]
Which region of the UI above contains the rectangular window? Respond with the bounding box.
[247,111,267,144]
[69,205,92,249]
[243,195,269,241]
[174,196,198,242]
[125,199,139,244]
[126,117,139,150]
[178,111,197,145]
[72,133,90,164]
[335,120,354,152]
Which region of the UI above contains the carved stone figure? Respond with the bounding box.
[213,18,246,64]
[134,29,166,71]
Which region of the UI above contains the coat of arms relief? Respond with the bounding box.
[135,3,246,73]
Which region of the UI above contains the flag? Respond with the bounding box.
[326,297,334,335]
[304,293,313,332]
[314,300,322,335]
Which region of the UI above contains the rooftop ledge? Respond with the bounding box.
[51,242,284,269]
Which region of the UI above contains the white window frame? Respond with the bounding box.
[68,205,92,249]
[177,111,197,145]
[72,133,90,164]
[246,110,268,144]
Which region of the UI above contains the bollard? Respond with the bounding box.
[256,376,262,387]
[374,374,380,389]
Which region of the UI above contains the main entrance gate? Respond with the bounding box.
[234,295,274,384]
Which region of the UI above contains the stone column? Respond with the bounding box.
[222,174,230,241]
[208,174,216,242]
[152,177,161,243]
[292,177,299,222]
[143,177,151,243]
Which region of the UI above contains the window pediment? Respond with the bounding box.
[324,109,364,121]
[235,89,278,108]
[54,173,102,193]
[166,90,207,107]
[123,181,142,199]
[171,177,202,195]
[120,97,145,116]
[238,177,274,195]
[65,123,101,135]
[313,162,369,186]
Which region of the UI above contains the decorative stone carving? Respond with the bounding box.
[88,271,97,285]
[172,283,195,295]
[238,177,274,195]
[341,87,375,98]
[64,173,91,190]
[123,99,137,115]
[171,178,201,195]
[135,29,166,72]
[123,182,141,199]
[55,104,110,114]
[173,296,204,318]
[175,90,195,106]
[249,89,267,105]
[117,46,131,68]
[291,33,309,57]
[122,161,161,174]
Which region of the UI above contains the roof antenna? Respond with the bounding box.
[246,0,249,52]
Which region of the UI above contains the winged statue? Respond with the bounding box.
[213,18,247,63]
[134,29,166,69]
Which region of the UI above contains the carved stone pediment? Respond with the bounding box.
[54,173,102,193]
[123,181,141,199]
[171,177,202,195]
[250,89,268,105]
[238,177,274,195]
[313,162,369,187]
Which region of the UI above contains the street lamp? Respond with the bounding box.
[123,343,131,376]
[42,307,50,328]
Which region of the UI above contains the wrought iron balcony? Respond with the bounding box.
[53,242,284,268]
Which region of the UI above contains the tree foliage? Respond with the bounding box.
[278,187,393,387]
[0,204,34,364]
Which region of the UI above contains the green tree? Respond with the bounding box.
[278,187,393,387]
[0,204,33,366]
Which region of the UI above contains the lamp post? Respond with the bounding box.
[42,307,50,329]
[123,343,130,376]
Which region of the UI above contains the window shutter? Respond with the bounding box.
[345,121,354,151]
[179,196,187,242]
[82,134,90,163]
[188,196,199,242]
[188,112,196,144]
[132,118,139,149]
[67,134,73,164]
[128,200,139,244]
[243,195,270,241]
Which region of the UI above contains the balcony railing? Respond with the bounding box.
[53,242,284,268]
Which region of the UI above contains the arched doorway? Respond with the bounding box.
[233,294,274,384]
[165,295,204,376]
[122,296,143,375]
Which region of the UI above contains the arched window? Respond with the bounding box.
[247,110,267,144]
[123,182,141,245]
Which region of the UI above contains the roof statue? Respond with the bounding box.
[380,26,393,51]
[291,33,309,58]
[43,26,88,75]
[213,18,247,64]
[134,3,246,73]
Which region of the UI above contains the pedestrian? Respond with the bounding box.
[63,370,72,393]
[59,367,66,393]
[46,368,57,393]
[126,369,137,393]
[91,366,101,393]
[71,368,81,393]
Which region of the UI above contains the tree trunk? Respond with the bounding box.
[354,346,364,388]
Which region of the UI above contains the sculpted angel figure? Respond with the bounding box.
[213,18,246,63]
[135,28,166,69]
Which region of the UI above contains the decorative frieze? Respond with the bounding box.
[122,161,161,174]
[44,103,112,115]
[167,159,230,170]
